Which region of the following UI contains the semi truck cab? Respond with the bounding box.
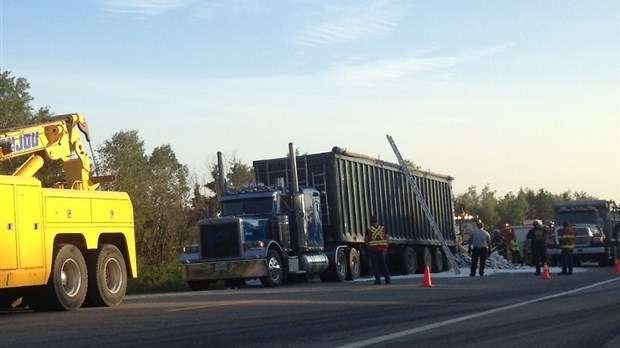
[181,185,330,290]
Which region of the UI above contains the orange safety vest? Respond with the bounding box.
[368,225,388,247]
[558,227,577,249]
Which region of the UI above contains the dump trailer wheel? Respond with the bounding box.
[29,244,88,311]
[187,280,211,291]
[85,244,128,307]
[260,249,283,287]
[422,247,433,272]
[334,248,348,281]
[401,247,418,275]
[432,247,444,273]
[347,248,361,280]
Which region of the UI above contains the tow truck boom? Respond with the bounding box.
[0,113,99,190]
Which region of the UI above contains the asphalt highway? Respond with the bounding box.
[1,266,618,348]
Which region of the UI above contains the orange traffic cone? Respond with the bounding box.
[542,262,551,280]
[422,265,434,287]
[615,260,620,274]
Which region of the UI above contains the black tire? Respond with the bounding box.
[422,247,432,272]
[30,244,87,311]
[401,247,418,275]
[85,244,128,307]
[187,280,211,291]
[260,249,284,287]
[319,248,348,282]
[347,248,361,280]
[432,247,444,273]
[334,248,348,282]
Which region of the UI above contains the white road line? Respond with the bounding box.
[337,277,620,348]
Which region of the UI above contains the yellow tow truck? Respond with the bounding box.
[0,113,137,311]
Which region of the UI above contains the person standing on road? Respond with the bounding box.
[526,220,548,275]
[510,237,522,266]
[366,215,391,285]
[468,222,492,277]
[557,221,577,275]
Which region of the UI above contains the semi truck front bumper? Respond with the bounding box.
[181,258,268,281]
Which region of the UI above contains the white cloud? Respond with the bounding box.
[328,45,510,86]
[102,0,189,16]
[297,1,400,46]
[330,56,459,85]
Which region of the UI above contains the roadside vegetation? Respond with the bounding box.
[0,71,598,293]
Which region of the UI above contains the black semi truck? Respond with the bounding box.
[181,144,457,289]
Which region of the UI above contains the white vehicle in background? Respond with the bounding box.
[548,224,607,266]
[548,200,620,267]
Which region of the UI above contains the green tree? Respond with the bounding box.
[143,144,190,264]
[0,70,33,129]
[97,130,153,259]
[496,192,529,226]
[0,71,65,185]
[205,152,255,196]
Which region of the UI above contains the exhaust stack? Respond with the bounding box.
[217,151,226,195]
[288,142,307,249]
[288,142,300,193]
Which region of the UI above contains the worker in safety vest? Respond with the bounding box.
[510,237,522,266]
[365,215,391,285]
[557,221,577,275]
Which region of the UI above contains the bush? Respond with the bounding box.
[127,257,189,294]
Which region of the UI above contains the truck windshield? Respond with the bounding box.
[557,211,598,224]
[221,197,275,216]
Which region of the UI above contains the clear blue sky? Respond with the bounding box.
[1,0,619,201]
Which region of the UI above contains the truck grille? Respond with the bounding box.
[199,219,243,259]
[574,236,590,247]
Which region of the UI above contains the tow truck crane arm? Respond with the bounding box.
[0,113,101,190]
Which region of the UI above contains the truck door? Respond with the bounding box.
[16,184,44,268]
[0,183,18,270]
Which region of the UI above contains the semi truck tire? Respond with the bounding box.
[319,248,347,282]
[187,280,211,291]
[260,249,283,287]
[422,247,432,272]
[347,248,361,280]
[432,248,444,273]
[334,248,348,282]
[29,244,87,311]
[400,247,418,275]
[85,244,127,307]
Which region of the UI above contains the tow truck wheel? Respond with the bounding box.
[260,249,283,288]
[29,244,87,311]
[86,244,127,307]
[347,248,361,280]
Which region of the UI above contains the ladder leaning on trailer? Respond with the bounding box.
[386,134,461,274]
